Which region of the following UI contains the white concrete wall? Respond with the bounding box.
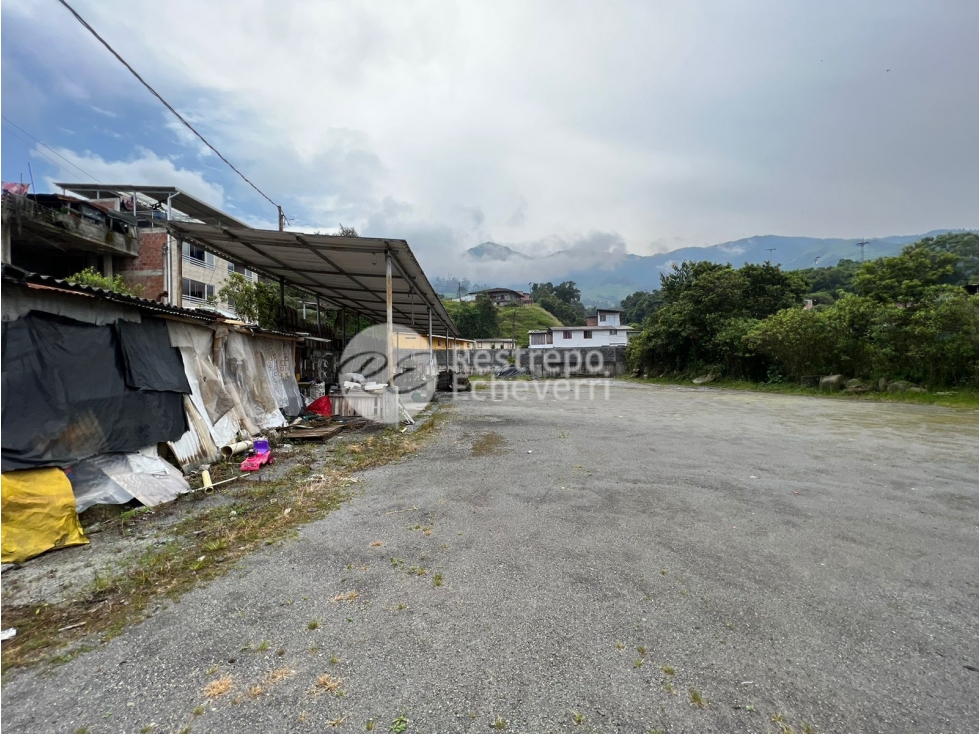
[530,328,631,348]
[595,310,621,327]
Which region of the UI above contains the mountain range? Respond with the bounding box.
[463,230,965,306]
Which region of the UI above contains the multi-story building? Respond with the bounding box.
[179,239,257,309]
[1,183,256,313]
[527,308,637,348]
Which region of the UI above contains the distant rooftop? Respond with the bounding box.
[54,183,249,228]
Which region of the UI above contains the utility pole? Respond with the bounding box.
[856,240,869,262]
[278,205,285,231]
[765,247,777,261]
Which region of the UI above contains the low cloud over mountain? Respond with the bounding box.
[455,230,968,306]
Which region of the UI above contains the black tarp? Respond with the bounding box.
[115,319,191,393]
[1,312,188,472]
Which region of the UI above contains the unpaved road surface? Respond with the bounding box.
[3,382,978,733]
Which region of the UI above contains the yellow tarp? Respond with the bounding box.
[1,468,88,563]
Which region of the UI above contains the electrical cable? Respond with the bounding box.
[1,115,103,184]
[55,0,283,213]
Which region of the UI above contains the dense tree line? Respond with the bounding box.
[625,233,979,387]
[531,281,587,325]
[452,294,500,338]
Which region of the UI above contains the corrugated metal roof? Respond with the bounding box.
[2,265,218,322]
[166,222,458,335]
[2,266,304,340]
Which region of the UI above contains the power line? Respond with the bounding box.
[3,125,96,185]
[1,115,102,184]
[4,132,80,183]
[55,0,283,214]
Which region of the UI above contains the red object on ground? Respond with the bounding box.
[306,395,332,417]
[240,451,274,472]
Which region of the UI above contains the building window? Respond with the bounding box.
[563,331,573,339]
[530,333,546,345]
[182,242,214,268]
[227,261,252,278]
[609,329,618,335]
[584,330,593,339]
[182,278,214,302]
[599,313,606,322]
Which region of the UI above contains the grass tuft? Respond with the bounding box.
[264,668,294,684]
[314,673,344,694]
[689,689,707,708]
[203,676,232,698]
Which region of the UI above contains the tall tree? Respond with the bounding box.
[855,242,960,304]
[453,294,500,338]
[620,290,664,325]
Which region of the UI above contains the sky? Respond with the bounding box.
[2,0,977,282]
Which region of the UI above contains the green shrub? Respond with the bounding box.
[66,267,143,297]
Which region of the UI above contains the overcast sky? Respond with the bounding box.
[2,0,977,280]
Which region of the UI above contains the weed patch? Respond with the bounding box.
[314,673,344,695]
[264,668,294,684]
[204,676,232,698]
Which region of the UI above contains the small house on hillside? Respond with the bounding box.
[528,308,636,348]
[467,287,531,305]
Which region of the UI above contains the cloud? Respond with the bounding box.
[35,145,225,208]
[439,230,631,285]
[718,244,746,256]
[90,106,118,118]
[5,0,979,280]
[506,198,528,228]
[164,118,212,159]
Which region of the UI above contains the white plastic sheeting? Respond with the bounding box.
[224,331,287,431]
[165,321,302,471]
[69,447,191,513]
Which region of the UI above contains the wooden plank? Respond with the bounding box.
[283,425,343,441]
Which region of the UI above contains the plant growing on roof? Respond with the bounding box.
[66,267,144,297]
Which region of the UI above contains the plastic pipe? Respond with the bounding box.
[220,440,253,458]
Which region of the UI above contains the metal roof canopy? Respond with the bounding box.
[55,183,250,228]
[166,221,458,336]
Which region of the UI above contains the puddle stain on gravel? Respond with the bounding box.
[470,432,506,457]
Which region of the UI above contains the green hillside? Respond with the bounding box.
[442,300,562,347]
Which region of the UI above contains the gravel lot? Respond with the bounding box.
[3,381,978,733]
